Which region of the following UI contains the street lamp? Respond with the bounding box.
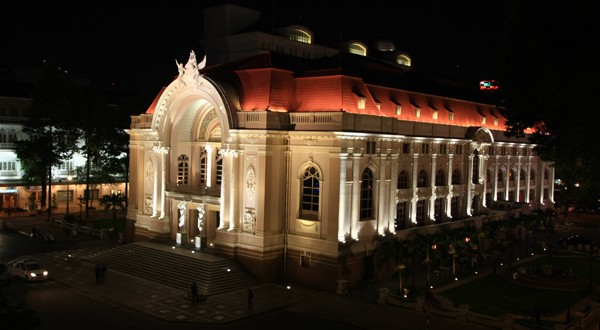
[66,175,72,215]
[448,243,456,276]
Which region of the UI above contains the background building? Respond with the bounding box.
[0,69,126,215]
[126,4,554,290]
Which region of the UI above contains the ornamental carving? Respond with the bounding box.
[243,209,256,234]
[246,166,256,196]
[145,158,153,182]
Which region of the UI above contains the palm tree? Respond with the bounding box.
[376,233,410,293]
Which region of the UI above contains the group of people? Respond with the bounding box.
[95,263,107,284]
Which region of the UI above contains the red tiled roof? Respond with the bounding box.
[145,86,167,114]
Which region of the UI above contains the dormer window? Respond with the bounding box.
[482,116,487,124]
[357,97,366,109]
[289,27,312,44]
[432,110,438,120]
[415,108,421,118]
[397,54,412,67]
[395,105,402,115]
[349,42,367,56]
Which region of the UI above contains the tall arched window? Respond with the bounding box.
[216,149,223,186]
[509,170,516,185]
[497,171,504,187]
[435,169,445,186]
[397,170,409,189]
[177,155,189,185]
[360,168,374,219]
[417,170,428,187]
[199,148,207,186]
[301,166,320,219]
[472,150,480,184]
[452,169,461,185]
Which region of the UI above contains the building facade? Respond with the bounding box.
[126,4,554,291]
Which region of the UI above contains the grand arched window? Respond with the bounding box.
[397,170,409,189]
[417,170,428,187]
[435,169,445,186]
[301,166,321,219]
[472,150,480,184]
[216,149,223,186]
[360,168,374,219]
[452,169,461,185]
[177,155,189,185]
[199,148,207,186]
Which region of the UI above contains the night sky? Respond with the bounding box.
[1,1,511,105]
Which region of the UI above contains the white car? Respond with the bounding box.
[6,258,49,281]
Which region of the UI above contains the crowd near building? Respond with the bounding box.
[125,4,554,291]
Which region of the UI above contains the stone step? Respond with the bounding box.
[83,241,259,295]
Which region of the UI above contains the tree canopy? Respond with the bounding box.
[498,0,600,209]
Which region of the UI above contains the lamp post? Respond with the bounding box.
[448,243,456,276]
[66,175,72,215]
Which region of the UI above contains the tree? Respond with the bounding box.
[499,1,600,208]
[14,61,80,216]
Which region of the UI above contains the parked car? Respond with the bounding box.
[6,258,49,282]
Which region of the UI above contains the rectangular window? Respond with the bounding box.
[494,118,499,126]
[489,147,495,156]
[402,143,410,154]
[432,110,438,120]
[301,255,310,268]
[415,108,421,118]
[449,113,454,121]
[455,145,463,155]
[395,201,407,230]
[482,117,486,124]
[366,141,377,154]
[84,189,99,201]
[439,144,447,155]
[395,105,402,115]
[375,103,381,110]
[57,190,72,202]
[421,143,429,154]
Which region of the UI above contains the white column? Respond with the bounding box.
[351,153,361,239]
[377,152,387,234]
[504,158,510,202]
[549,165,555,203]
[481,155,489,207]
[410,154,418,224]
[389,153,398,232]
[227,149,239,231]
[338,153,349,241]
[218,148,228,229]
[206,145,214,188]
[159,147,169,219]
[446,155,453,218]
[525,157,532,203]
[429,155,437,224]
[466,153,474,216]
[493,156,499,202]
[516,156,522,202]
[151,145,160,218]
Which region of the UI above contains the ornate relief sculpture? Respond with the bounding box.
[178,201,187,228]
[145,159,153,182]
[197,204,205,233]
[246,166,256,196]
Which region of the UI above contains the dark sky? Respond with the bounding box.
[1,1,511,105]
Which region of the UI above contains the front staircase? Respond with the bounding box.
[83,241,259,296]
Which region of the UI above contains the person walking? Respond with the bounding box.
[95,264,101,284]
[191,282,199,304]
[99,263,107,284]
[247,288,254,311]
